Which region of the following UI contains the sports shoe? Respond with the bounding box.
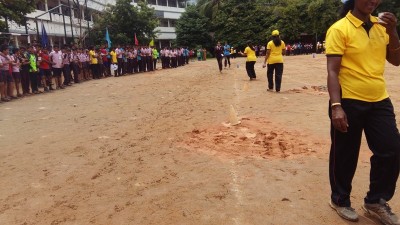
[362,199,400,225]
[329,200,359,222]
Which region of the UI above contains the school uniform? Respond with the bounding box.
[214,45,224,72]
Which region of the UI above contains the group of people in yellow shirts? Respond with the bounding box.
[238,29,285,92]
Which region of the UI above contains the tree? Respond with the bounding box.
[0,0,38,32]
[196,0,224,21]
[191,0,400,51]
[91,0,158,46]
[175,5,212,49]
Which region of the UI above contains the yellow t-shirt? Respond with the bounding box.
[244,47,256,62]
[326,12,389,102]
[110,51,117,63]
[267,40,285,64]
[89,50,98,64]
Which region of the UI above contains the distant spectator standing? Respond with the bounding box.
[214,42,224,73]
[223,42,231,68]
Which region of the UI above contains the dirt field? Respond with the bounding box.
[1,55,400,225]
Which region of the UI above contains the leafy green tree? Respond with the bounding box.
[0,0,38,32]
[189,0,400,51]
[196,0,224,20]
[175,5,212,49]
[91,0,158,46]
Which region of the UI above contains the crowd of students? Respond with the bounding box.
[0,44,194,103]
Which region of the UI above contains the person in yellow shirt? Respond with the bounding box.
[326,0,400,224]
[109,47,118,77]
[263,30,285,92]
[89,46,100,79]
[239,41,257,80]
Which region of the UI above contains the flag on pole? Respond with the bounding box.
[105,27,112,48]
[134,33,139,46]
[41,21,49,48]
[149,39,154,47]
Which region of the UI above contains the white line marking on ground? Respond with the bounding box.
[230,160,243,225]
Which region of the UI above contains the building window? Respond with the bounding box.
[169,19,176,27]
[84,9,93,21]
[36,2,46,11]
[178,0,186,8]
[159,19,169,27]
[155,10,164,18]
[48,0,60,15]
[158,0,167,6]
[73,7,81,19]
[160,40,171,48]
[148,0,157,5]
[167,0,177,7]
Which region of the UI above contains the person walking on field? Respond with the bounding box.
[214,41,224,73]
[326,0,400,224]
[263,30,285,92]
[239,41,257,80]
[223,42,231,68]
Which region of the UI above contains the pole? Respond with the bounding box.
[5,17,9,33]
[24,17,31,44]
[315,33,318,53]
[35,19,40,43]
[87,19,90,46]
[24,17,28,35]
[62,14,67,44]
[68,0,74,42]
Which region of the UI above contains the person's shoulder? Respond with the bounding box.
[328,17,348,31]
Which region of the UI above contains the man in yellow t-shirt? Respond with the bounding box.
[263,30,286,92]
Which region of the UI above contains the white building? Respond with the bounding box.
[6,0,195,48]
[7,0,112,47]
[132,0,188,48]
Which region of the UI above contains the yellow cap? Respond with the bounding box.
[272,30,279,36]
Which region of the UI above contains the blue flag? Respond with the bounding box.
[105,27,112,48]
[41,21,49,48]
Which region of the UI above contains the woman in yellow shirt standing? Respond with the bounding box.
[239,41,257,80]
[109,47,118,77]
[326,0,400,224]
[263,30,286,92]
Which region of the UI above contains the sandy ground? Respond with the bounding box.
[1,55,400,225]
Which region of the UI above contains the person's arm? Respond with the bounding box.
[380,12,400,66]
[263,49,271,68]
[282,43,286,56]
[327,56,348,133]
[239,48,247,56]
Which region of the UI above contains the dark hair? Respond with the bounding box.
[272,36,282,47]
[247,41,255,51]
[0,44,8,52]
[340,0,355,18]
